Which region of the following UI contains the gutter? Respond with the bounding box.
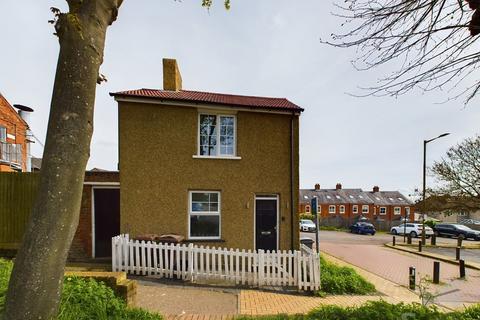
[290,112,295,250]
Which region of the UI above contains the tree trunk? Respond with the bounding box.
[5,1,122,319]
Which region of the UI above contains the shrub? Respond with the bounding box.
[299,213,316,221]
[425,220,437,229]
[0,258,161,320]
[319,256,376,295]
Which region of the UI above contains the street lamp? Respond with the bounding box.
[422,132,450,245]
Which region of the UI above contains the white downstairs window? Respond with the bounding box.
[198,114,236,157]
[394,207,401,215]
[189,191,221,240]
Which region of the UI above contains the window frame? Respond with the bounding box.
[339,205,345,214]
[379,207,387,215]
[362,205,369,214]
[352,205,358,214]
[0,126,6,142]
[197,113,237,158]
[394,207,401,215]
[188,190,221,240]
[305,205,311,214]
[329,205,336,214]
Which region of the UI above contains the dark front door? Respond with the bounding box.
[94,188,120,258]
[255,197,277,251]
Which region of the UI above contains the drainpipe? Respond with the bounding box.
[290,113,295,250]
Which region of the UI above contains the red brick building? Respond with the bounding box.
[299,183,414,228]
[0,94,29,172]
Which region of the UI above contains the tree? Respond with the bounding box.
[5,1,229,319]
[429,135,480,212]
[325,0,480,103]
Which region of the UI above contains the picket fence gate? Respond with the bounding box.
[112,234,320,291]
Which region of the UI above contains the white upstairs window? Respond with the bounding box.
[199,114,236,157]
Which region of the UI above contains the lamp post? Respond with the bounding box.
[422,132,450,245]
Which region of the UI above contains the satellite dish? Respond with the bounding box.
[13,104,34,112]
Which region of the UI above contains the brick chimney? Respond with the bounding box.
[163,58,182,91]
[336,183,342,190]
[373,186,380,193]
[314,183,320,191]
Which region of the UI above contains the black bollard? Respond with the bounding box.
[418,241,422,252]
[407,234,412,244]
[393,236,396,246]
[459,259,466,278]
[431,234,436,246]
[409,266,416,290]
[457,235,464,248]
[456,247,461,261]
[433,261,440,284]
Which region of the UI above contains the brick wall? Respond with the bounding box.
[0,94,28,172]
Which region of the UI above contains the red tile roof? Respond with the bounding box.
[110,88,304,112]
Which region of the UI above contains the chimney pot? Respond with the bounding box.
[336,183,342,190]
[373,186,380,193]
[163,58,182,91]
[314,183,320,191]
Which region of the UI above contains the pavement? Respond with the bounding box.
[306,230,480,310]
[422,247,480,264]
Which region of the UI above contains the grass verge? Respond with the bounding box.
[319,255,376,295]
[0,258,161,320]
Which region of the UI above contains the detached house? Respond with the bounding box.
[111,59,303,251]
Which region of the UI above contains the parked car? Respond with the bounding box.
[299,219,316,232]
[459,219,480,225]
[433,223,480,240]
[349,222,376,235]
[390,223,433,238]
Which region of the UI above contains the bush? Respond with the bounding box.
[299,213,316,221]
[425,220,437,229]
[319,256,376,295]
[0,258,161,320]
[239,301,480,320]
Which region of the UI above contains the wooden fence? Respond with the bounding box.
[0,173,39,248]
[112,234,320,291]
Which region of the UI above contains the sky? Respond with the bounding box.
[1,0,479,197]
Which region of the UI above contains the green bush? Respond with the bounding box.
[0,258,161,320]
[319,256,376,295]
[299,213,316,221]
[239,301,480,320]
[425,220,437,228]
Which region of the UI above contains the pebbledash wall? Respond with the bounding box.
[118,102,300,251]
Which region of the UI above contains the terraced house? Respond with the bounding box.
[111,59,303,251]
[299,183,414,229]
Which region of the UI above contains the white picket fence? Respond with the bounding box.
[112,234,320,291]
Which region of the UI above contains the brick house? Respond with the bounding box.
[0,94,29,172]
[110,58,303,251]
[299,183,414,229]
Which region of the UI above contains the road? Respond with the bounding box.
[302,230,480,310]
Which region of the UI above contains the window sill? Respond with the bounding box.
[192,155,242,160]
[185,239,226,243]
